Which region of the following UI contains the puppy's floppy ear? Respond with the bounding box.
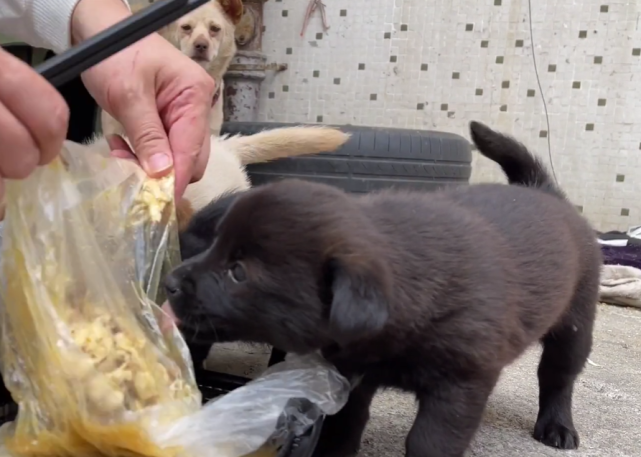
[327,257,390,346]
[219,0,244,25]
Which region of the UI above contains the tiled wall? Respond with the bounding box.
[255,0,641,232]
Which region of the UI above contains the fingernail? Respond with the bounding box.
[147,153,172,174]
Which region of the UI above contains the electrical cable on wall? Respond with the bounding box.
[527,0,558,184]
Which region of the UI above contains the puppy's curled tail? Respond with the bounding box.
[469,121,565,200]
[223,126,350,166]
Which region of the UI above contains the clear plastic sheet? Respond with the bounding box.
[0,142,349,457]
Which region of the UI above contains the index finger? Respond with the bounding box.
[165,95,211,198]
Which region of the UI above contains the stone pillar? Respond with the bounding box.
[223,0,287,122]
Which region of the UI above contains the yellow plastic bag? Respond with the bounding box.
[0,144,200,457]
[0,142,351,457]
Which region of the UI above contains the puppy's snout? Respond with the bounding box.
[164,266,196,299]
[193,37,209,53]
[164,272,183,298]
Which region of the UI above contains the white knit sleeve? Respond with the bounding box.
[0,0,131,55]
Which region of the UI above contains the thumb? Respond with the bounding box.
[117,97,173,178]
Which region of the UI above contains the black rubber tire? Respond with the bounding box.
[221,122,473,193]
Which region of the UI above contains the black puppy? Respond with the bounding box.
[166,122,601,457]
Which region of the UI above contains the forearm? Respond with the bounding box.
[0,0,130,54]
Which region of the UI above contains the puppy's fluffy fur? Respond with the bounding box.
[167,121,601,457]
[100,0,243,137]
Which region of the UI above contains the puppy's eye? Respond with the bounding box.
[228,262,246,283]
[181,24,192,32]
[210,25,221,33]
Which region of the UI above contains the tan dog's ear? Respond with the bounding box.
[219,0,244,25]
[176,198,195,232]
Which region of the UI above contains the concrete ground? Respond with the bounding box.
[205,303,641,457]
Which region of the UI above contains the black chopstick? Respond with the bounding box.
[35,0,210,88]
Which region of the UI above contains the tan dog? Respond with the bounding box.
[100,0,243,138]
[183,126,351,213]
[69,126,350,229]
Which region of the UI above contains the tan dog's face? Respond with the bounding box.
[165,0,243,72]
[174,8,223,68]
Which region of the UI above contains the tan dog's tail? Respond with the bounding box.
[222,126,350,166]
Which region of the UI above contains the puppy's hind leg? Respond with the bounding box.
[533,272,599,450]
[405,373,499,457]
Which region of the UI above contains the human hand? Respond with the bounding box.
[0,47,70,216]
[72,0,215,197]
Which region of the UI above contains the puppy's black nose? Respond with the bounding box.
[164,272,183,298]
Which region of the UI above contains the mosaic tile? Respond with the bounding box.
[255,0,641,231]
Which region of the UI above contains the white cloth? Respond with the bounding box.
[0,0,130,55]
[599,265,641,309]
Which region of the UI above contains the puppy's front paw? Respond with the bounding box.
[533,418,579,450]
